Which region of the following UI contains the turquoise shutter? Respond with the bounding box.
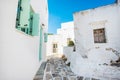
[20,0,30,28]
[16,0,22,28]
[32,13,39,36]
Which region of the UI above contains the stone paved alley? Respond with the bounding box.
[45,57,77,80]
[34,56,100,80]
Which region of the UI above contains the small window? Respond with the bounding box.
[53,43,58,53]
[53,44,57,48]
[93,28,106,43]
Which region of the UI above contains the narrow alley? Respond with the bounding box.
[1,0,120,80]
[34,55,100,80]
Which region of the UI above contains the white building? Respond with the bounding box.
[57,21,75,47]
[47,21,74,57]
[47,34,61,56]
[64,1,120,80]
[0,0,48,80]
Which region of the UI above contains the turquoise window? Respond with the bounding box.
[15,0,39,36]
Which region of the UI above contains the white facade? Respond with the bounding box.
[0,0,48,80]
[47,21,74,57]
[74,4,120,58]
[64,2,120,80]
[47,34,61,56]
[57,21,75,46]
[74,2,120,63]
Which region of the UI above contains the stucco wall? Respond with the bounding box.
[74,4,120,57]
[47,35,62,56]
[63,3,120,79]
[57,21,75,46]
[47,21,74,57]
[31,0,48,60]
[0,0,48,80]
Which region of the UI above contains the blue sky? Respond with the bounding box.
[48,0,116,34]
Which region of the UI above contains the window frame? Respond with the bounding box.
[93,28,106,43]
[52,43,58,53]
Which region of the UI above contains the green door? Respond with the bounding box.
[39,27,43,61]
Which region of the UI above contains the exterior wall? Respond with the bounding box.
[57,21,74,46]
[0,0,48,80]
[64,3,120,79]
[57,21,75,55]
[31,0,48,60]
[47,21,74,57]
[74,4,120,58]
[74,4,120,57]
[47,35,62,56]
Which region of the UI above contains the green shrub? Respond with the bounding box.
[68,40,74,46]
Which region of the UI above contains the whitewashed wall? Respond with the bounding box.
[64,3,120,79]
[47,35,62,56]
[0,0,48,80]
[74,4,120,57]
[57,21,75,55]
[47,21,74,57]
[57,21,75,46]
[31,0,48,60]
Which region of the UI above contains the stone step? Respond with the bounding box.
[33,62,47,80]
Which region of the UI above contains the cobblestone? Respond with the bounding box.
[44,57,77,80]
[40,58,99,80]
[45,73,52,80]
[54,77,62,80]
[77,76,84,80]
